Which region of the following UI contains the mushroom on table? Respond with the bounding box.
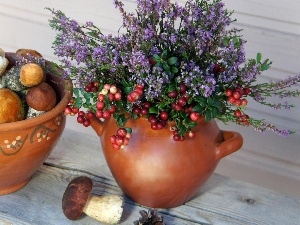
[62,176,124,224]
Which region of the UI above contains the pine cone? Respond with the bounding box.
[133,209,166,225]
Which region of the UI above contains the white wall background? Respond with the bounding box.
[1,0,299,197]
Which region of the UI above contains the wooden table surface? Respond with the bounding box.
[0,128,299,225]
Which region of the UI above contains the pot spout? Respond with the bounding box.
[89,115,104,137]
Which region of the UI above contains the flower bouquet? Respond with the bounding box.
[48,0,300,149]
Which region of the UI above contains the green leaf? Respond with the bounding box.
[162,63,170,72]
[161,50,168,59]
[171,66,178,74]
[256,53,262,63]
[167,57,178,66]
[123,86,133,94]
[194,96,207,106]
[149,106,159,114]
[223,37,230,46]
[193,105,205,113]
[153,54,161,62]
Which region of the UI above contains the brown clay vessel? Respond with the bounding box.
[90,115,243,208]
[0,53,73,195]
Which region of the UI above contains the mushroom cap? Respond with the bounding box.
[20,63,45,87]
[16,49,43,58]
[62,176,93,220]
[0,88,25,124]
[26,82,57,111]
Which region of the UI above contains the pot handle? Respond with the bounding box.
[215,131,243,160]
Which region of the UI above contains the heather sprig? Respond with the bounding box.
[48,0,300,140]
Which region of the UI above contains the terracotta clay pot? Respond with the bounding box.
[90,115,243,208]
[0,53,73,195]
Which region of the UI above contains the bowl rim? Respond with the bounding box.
[0,54,73,132]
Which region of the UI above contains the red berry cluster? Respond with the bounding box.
[234,109,250,126]
[226,87,250,106]
[226,87,251,126]
[94,84,121,120]
[64,98,78,116]
[127,84,144,103]
[110,128,132,150]
[84,81,99,93]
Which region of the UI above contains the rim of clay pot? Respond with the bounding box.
[0,54,73,132]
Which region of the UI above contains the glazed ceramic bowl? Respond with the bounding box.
[0,53,73,195]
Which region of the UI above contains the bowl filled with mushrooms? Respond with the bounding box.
[0,49,73,195]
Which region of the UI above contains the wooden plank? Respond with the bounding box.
[47,128,300,224]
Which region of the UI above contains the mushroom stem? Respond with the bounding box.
[83,194,124,224]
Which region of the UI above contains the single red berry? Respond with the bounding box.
[108,105,116,113]
[168,90,178,98]
[72,106,79,114]
[91,86,98,92]
[123,137,130,146]
[149,57,156,66]
[143,102,151,108]
[190,112,199,121]
[177,97,187,106]
[127,94,134,103]
[108,93,115,101]
[115,136,124,146]
[241,98,248,106]
[136,84,144,89]
[77,115,84,124]
[180,136,185,142]
[64,106,72,115]
[113,143,120,150]
[140,107,149,116]
[130,91,140,101]
[78,111,85,117]
[233,91,242,100]
[179,83,187,93]
[243,87,251,95]
[117,128,127,138]
[156,121,164,130]
[102,110,111,119]
[103,84,111,90]
[225,89,233,97]
[110,135,116,144]
[234,99,242,106]
[85,111,94,119]
[234,109,242,117]
[114,92,122,101]
[188,131,196,138]
[96,101,105,110]
[95,110,103,118]
[134,87,143,95]
[173,134,181,141]
[98,94,105,101]
[151,123,158,130]
[159,111,169,121]
[227,96,236,104]
[83,118,91,127]
[174,104,183,111]
[149,116,158,125]
[133,107,141,115]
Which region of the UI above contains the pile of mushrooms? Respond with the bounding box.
[0,48,57,124]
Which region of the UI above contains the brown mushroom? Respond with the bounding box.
[16,49,43,58]
[26,82,57,111]
[62,176,124,224]
[20,63,45,87]
[0,88,25,123]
